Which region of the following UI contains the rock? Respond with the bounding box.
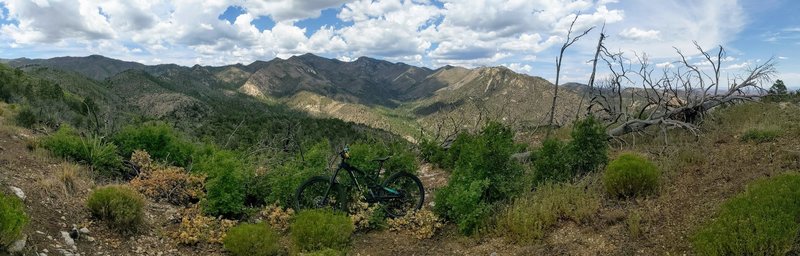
[79,227,90,234]
[86,236,95,242]
[61,231,75,246]
[9,186,25,200]
[69,228,80,240]
[7,235,26,253]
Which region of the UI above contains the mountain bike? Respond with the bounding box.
[294,146,425,217]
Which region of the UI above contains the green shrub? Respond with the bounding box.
[603,153,660,198]
[223,223,281,256]
[533,116,608,184]
[434,122,523,235]
[495,181,600,242]
[264,141,330,208]
[348,140,418,177]
[419,139,446,167]
[0,193,28,247]
[692,173,800,255]
[290,209,354,252]
[740,128,781,143]
[41,125,123,177]
[86,185,145,233]
[195,150,248,217]
[567,116,608,174]
[113,123,195,167]
[14,107,38,128]
[532,138,571,182]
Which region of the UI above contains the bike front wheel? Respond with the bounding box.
[381,172,425,218]
[294,176,345,211]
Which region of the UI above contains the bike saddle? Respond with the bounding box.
[372,156,391,162]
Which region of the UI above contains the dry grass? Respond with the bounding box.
[37,162,92,199]
[493,176,602,243]
[600,102,800,254]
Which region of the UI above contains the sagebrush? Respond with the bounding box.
[290,209,354,252]
[223,223,282,256]
[86,185,146,233]
[603,153,660,198]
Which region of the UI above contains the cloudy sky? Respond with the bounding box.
[0,0,798,87]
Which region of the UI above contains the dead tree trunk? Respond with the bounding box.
[546,15,593,138]
[588,43,775,138]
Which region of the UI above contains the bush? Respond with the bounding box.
[532,138,571,182]
[41,125,123,177]
[86,185,145,233]
[348,140,418,177]
[223,223,282,256]
[290,209,354,252]
[174,205,237,245]
[195,150,248,217]
[692,173,800,255]
[419,139,446,167]
[259,204,295,233]
[387,209,443,240]
[603,153,660,198]
[113,123,195,167]
[533,116,608,184]
[494,181,600,242]
[434,122,523,235]
[14,107,38,128]
[0,193,28,247]
[264,141,330,208]
[740,128,780,143]
[129,151,205,205]
[567,116,608,174]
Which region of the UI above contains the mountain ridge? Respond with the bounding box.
[6,54,584,138]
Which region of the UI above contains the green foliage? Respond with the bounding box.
[0,193,28,247]
[41,125,124,177]
[86,185,145,233]
[195,149,248,217]
[434,122,523,235]
[603,153,660,198]
[264,140,331,208]
[692,173,800,255]
[14,107,39,128]
[223,223,282,256]
[533,116,608,183]
[418,139,447,167]
[740,128,781,143]
[532,138,571,182]
[494,181,600,242]
[348,140,418,177]
[567,116,609,174]
[113,123,195,167]
[290,209,354,252]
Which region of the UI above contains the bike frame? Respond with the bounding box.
[321,159,400,206]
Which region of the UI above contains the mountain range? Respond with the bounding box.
[5,54,584,140]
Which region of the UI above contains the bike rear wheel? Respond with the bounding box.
[381,172,425,218]
[294,176,345,211]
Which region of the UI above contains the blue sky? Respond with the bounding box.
[0,0,798,88]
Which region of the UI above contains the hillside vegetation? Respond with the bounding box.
[2,54,800,256]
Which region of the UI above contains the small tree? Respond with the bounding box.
[768,80,787,95]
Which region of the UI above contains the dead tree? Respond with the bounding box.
[587,42,775,138]
[546,14,594,138]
